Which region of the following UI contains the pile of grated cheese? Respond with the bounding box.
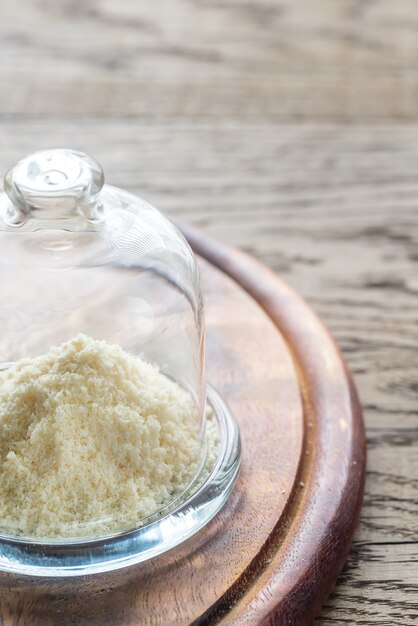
[0,334,202,538]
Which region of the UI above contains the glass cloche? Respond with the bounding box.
[0,149,240,577]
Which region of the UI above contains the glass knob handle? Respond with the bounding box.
[2,149,105,225]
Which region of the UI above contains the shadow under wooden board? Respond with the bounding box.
[0,227,366,626]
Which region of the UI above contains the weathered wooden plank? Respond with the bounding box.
[318,544,418,625]
[1,0,418,120]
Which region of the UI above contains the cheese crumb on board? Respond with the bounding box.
[0,334,203,539]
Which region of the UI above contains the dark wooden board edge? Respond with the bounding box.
[182,224,366,626]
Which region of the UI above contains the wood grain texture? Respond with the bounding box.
[1,0,418,121]
[1,0,418,621]
[0,238,365,626]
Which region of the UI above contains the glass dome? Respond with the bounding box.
[0,149,241,575]
[0,149,205,441]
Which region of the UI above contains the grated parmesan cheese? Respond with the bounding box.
[0,334,203,538]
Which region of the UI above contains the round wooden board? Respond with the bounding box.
[0,228,366,626]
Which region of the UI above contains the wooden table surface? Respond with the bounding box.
[1,1,417,623]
